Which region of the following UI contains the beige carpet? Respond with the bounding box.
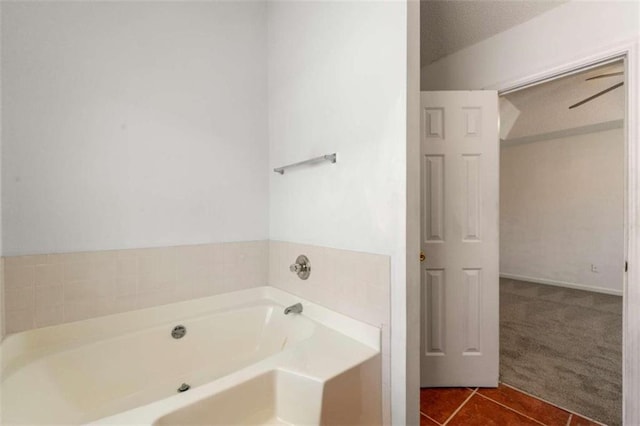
[499,278,622,426]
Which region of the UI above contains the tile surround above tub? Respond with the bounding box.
[269,240,391,425]
[1,258,4,337]
[269,241,390,328]
[2,241,268,334]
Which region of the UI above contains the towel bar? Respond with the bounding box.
[274,153,337,175]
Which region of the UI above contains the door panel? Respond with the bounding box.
[423,268,445,355]
[420,91,499,387]
[424,155,445,242]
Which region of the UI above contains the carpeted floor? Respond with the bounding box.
[499,278,622,426]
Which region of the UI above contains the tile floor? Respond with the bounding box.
[420,384,605,426]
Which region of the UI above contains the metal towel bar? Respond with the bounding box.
[273,153,337,175]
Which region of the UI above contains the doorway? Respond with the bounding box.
[498,59,625,426]
[422,56,627,424]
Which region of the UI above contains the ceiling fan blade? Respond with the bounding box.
[586,72,624,81]
[569,82,624,109]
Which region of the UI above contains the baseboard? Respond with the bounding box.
[499,272,623,296]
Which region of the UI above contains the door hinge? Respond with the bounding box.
[625,261,628,272]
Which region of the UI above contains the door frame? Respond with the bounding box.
[452,40,637,424]
[414,39,639,424]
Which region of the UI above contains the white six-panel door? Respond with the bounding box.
[420,91,499,387]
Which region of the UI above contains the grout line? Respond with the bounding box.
[442,389,476,426]
[420,411,444,426]
[475,392,547,426]
[500,382,608,426]
[567,414,573,426]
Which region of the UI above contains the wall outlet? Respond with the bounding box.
[591,264,599,273]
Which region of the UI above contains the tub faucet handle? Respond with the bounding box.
[290,254,311,280]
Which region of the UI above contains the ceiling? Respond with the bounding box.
[419,1,623,141]
[501,61,625,142]
[421,0,566,67]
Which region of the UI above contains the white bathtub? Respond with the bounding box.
[0,287,381,425]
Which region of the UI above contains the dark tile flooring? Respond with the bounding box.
[420,384,604,426]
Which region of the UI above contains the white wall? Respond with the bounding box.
[421,1,639,91]
[268,1,407,256]
[1,1,269,256]
[501,129,624,295]
[267,1,409,423]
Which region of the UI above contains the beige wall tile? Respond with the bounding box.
[268,241,283,286]
[64,259,116,282]
[115,275,138,297]
[6,308,35,333]
[138,248,176,284]
[208,263,227,293]
[5,265,35,290]
[64,299,109,323]
[137,254,157,278]
[136,287,188,310]
[117,255,138,277]
[223,241,266,265]
[269,240,390,327]
[175,245,212,273]
[1,259,4,337]
[64,279,115,302]
[47,253,68,265]
[4,256,37,267]
[63,261,92,282]
[3,240,267,333]
[34,264,65,287]
[35,285,64,308]
[211,243,224,264]
[190,276,218,298]
[108,295,138,315]
[138,274,175,294]
[155,248,177,279]
[35,305,64,328]
[5,287,35,311]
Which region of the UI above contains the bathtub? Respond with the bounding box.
[0,287,381,425]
